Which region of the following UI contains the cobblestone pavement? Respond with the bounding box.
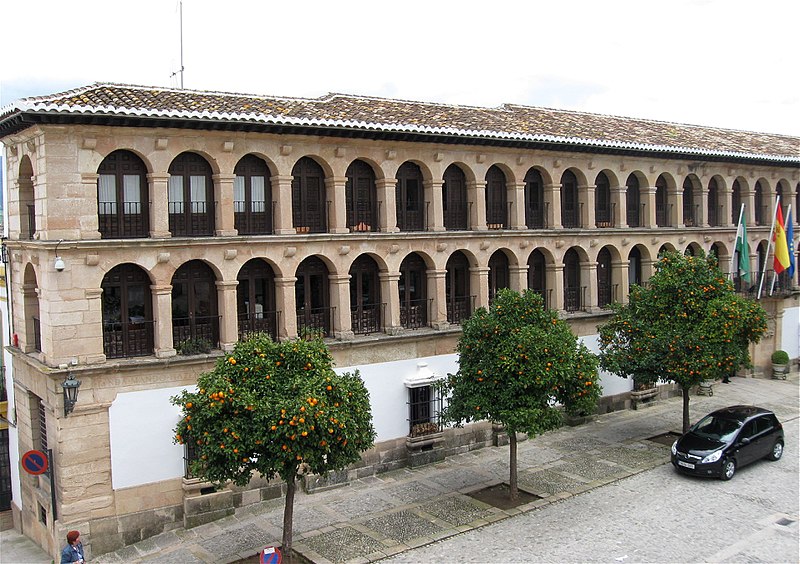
[74,374,796,563]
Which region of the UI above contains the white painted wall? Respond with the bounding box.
[107,333,630,489]
[781,305,799,360]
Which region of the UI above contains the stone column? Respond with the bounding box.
[509,265,528,292]
[580,184,595,229]
[148,173,171,238]
[720,187,734,227]
[151,284,176,358]
[670,187,683,227]
[612,185,626,228]
[427,269,449,329]
[547,264,564,312]
[468,180,487,231]
[743,186,756,226]
[377,178,399,233]
[329,273,353,339]
[274,276,297,339]
[509,182,526,230]
[612,260,629,304]
[545,183,562,229]
[424,180,445,232]
[380,271,402,334]
[81,173,102,239]
[84,288,107,363]
[472,266,490,311]
[213,173,237,237]
[326,176,349,234]
[699,186,709,227]
[584,260,599,312]
[271,175,295,235]
[643,186,657,228]
[216,280,239,351]
[642,258,657,283]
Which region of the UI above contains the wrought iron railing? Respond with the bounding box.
[446,295,473,325]
[400,298,430,329]
[297,307,334,338]
[564,287,585,312]
[103,319,155,358]
[238,310,280,341]
[98,202,148,238]
[172,315,220,348]
[169,201,213,236]
[351,303,383,335]
[32,317,42,352]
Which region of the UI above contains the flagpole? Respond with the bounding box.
[730,203,745,280]
[757,195,780,299]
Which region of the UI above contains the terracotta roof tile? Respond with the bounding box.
[3,83,798,163]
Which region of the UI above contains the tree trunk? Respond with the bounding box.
[682,387,691,433]
[509,430,519,501]
[282,473,296,556]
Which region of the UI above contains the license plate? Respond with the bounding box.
[677,460,695,469]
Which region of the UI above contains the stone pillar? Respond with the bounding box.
[81,173,102,239]
[148,173,171,238]
[424,180,445,232]
[642,258,657,284]
[84,288,107,363]
[584,260,599,312]
[427,269,449,329]
[380,271,402,334]
[329,274,353,339]
[698,187,709,227]
[509,265,528,292]
[580,184,595,229]
[151,284,176,358]
[547,264,564,312]
[472,266,490,311]
[326,176,349,234]
[216,280,239,351]
[509,182,526,230]
[612,260,629,305]
[643,186,657,228]
[274,276,297,339]
[545,183,562,229]
[670,187,683,227]
[720,188,734,227]
[612,185,626,228]
[743,187,756,225]
[467,181,486,231]
[271,175,295,235]
[213,173,237,237]
[377,178,399,233]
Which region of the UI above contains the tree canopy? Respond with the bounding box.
[172,334,375,552]
[599,251,767,431]
[440,288,601,498]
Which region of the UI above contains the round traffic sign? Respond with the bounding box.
[21,450,49,475]
[260,546,282,564]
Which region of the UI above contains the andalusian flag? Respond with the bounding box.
[787,208,796,278]
[736,219,750,282]
[773,206,791,274]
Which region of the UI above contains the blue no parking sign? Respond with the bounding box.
[21,450,49,475]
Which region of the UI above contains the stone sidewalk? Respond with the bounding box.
[6,375,796,564]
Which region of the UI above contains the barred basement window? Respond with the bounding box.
[39,503,47,525]
[405,362,443,437]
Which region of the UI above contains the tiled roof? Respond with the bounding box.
[2,83,798,164]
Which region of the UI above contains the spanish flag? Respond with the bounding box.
[773,206,791,274]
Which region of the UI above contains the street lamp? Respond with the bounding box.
[61,372,81,416]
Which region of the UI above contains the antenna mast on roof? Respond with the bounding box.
[170,0,185,88]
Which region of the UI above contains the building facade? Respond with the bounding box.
[0,84,798,558]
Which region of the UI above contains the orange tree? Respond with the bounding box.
[440,288,601,500]
[172,334,375,553]
[599,251,767,432]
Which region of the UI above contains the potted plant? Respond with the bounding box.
[771,350,789,380]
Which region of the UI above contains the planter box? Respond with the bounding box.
[406,431,446,467]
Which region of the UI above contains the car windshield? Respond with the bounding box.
[690,414,742,442]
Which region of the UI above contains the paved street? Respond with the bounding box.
[4,375,797,563]
[383,417,799,563]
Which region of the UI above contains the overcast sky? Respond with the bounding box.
[2,0,798,136]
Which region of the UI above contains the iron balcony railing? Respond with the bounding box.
[297,306,334,338]
[350,303,383,335]
[172,315,220,349]
[237,310,280,341]
[400,298,430,329]
[446,295,473,325]
[103,319,155,358]
[98,202,148,238]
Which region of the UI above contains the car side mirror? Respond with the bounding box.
[740,437,751,445]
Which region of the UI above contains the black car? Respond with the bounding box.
[671,405,784,480]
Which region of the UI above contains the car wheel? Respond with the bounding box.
[767,441,784,461]
[721,458,736,480]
